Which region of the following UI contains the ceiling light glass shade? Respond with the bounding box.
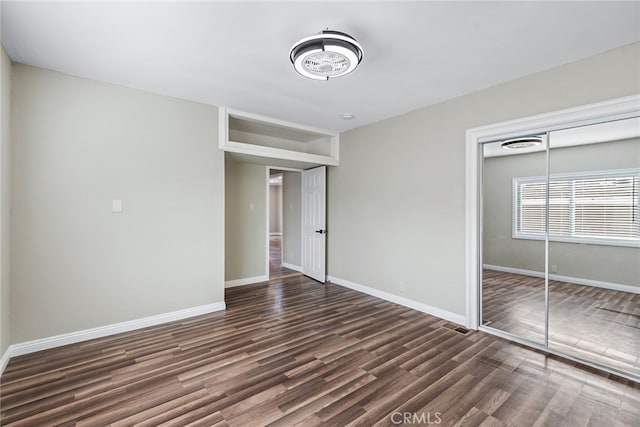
[290,30,363,80]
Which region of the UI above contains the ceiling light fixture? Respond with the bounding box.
[340,113,355,120]
[501,136,543,150]
[289,30,363,80]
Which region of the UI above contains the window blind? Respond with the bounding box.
[514,170,639,245]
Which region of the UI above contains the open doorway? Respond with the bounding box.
[268,171,284,275]
[268,168,303,281]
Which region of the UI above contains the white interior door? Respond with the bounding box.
[302,166,326,283]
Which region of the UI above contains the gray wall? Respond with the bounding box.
[484,139,640,286]
[282,171,301,267]
[1,45,11,355]
[328,42,640,316]
[11,65,225,343]
[225,159,266,282]
[269,183,282,234]
[225,165,302,281]
[484,149,546,275]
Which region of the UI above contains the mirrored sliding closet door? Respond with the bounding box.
[547,118,640,376]
[480,115,640,379]
[481,136,548,345]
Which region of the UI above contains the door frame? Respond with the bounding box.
[265,166,303,278]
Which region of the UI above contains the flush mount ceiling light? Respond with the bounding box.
[501,136,543,150]
[289,30,363,80]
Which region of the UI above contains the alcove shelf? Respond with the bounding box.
[218,108,339,166]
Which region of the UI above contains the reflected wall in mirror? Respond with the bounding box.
[481,137,547,344]
[548,117,640,376]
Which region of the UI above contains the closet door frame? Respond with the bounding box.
[465,94,640,380]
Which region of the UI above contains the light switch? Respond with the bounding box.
[112,199,123,213]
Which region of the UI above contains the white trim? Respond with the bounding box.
[474,94,640,144]
[327,276,466,326]
[268,166,304,173]
[266,167,271,280]
[281,262,302,272]
[465,127,481,330]
[218,107,229,150]
[225,275,269,288]
[219,107,339,166]
[0,348,10,375]
[466,94,640,331]
[0,302,226,374]
[512,233,640,248]
[223,137,340,165]
[269,232,283,236]
[483,264,640,294]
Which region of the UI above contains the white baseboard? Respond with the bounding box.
[281,262,302,272]
[483,264,640,294]
[225,275,269,288]
[0,301,226,376]
[327,275,466,326]
[0,347,10,375]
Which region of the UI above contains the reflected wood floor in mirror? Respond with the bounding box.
[269,235,300,281]
[483,269,640,377]
[2,275,640,426]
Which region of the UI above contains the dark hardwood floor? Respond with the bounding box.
[269,235,299,281]
[482,269,640,378]
[2,275,640,426]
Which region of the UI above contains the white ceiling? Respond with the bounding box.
[1,1,639,133]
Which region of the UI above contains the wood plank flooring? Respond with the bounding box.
[2,275,640,426]
[482,269,640,377]
[269,235,299,280]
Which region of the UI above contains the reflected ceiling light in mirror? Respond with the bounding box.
[501,136,543,150]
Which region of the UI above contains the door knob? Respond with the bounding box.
[315,229,326,234]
